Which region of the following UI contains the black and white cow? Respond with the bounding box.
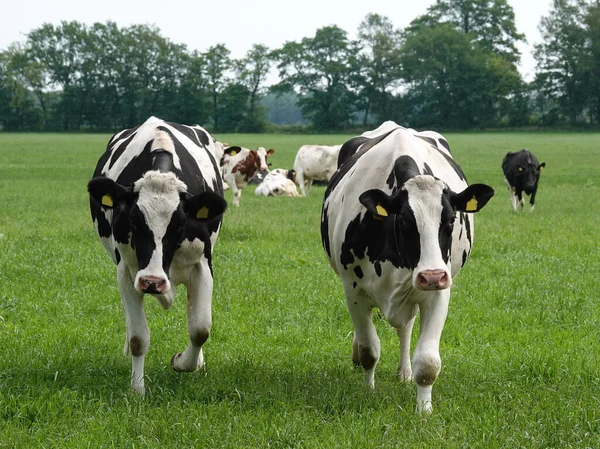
[321,121,494,413]
[87,116,227,394]
[502,149,546,212]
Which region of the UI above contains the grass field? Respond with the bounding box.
[0,130,599,448]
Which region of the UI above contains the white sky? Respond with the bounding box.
[0,0,551,82]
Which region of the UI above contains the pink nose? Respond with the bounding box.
[138,276,167,294]
[417,270,449,290]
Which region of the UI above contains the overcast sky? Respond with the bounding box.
[1,0,551,82]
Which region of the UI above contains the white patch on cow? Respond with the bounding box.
[255,147,270,171]
[132,171,187,294]
[404,176,451,288]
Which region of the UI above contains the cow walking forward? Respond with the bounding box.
[502,149,545,212]
[321,122,494,412]
[87,116,227,394]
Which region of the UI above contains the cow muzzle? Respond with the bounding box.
[137,275,169,295]
[416,270,450,291]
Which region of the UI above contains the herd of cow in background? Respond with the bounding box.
[87,116,545,412]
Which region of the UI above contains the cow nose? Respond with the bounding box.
[138,276,167,294]
[417,270,450,290]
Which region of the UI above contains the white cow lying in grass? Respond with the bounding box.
[255,169,299,197]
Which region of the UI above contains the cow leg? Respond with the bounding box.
[412,291,450,413]
[305,179,313,195]
[223,173,241,207]
[118,266,149,394]
[529,187,538,212]
[171,261,212,372]
[296,170,307,196]
[346,288,380,390]
[517,191,525,211]
[504,177,518,211]
[397,315,417,381]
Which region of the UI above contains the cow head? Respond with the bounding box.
[254,147,275,172]
[359,175,494,291]
[88,171,227,295]
[517,161,545,194]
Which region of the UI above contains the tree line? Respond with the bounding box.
[1,0,599,133]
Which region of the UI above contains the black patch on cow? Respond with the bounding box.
[439,138,451,153]
[129,205,155,271]
[415,135,437,148]
[354,266,364,279]
[434,147,466,181]
[461,250,468,267]
[162,206,186,274]
[115,142,154,187]
[115,248,121,265]
[391,156,421,188]
[437,195,455,264]
[337,136,370,168]
[152,150,175,173]
[352,281,357,289]
[423,162,434,177]
[463,213,472,246]
[108,131,138,170]
[321,204,332,257]
[374,261,382,277]
[91,201,112,238]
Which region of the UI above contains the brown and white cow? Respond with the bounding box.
[293,144,342,196]
[221,146,275,206]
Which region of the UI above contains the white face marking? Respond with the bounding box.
[404,176,452,285]
[132,171,187,289]
[256,147,270,171]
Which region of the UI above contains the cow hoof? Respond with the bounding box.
[398,368,413,382]
[171,353,185,372]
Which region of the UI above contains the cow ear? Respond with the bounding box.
[359,189,398,220]
[450,184,495,213]
[267,149,275,156]
[184,191,228,222]
[224,146,242,157]
[88,177,131,209]
[539,162,546,170]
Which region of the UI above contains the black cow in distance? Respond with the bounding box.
[502,149,546,212]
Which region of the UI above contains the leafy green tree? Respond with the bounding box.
[202,44,231,132]
[272,25,357,131]
[234,44,271,132]
[354,13,403,125]
[534,0,591,125]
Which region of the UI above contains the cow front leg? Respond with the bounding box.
[118,267,149,394]
[223,174,241,207]
[504,177,518,211]
[529,187,538,212]
[412,291,449,413]
[171,262,212,372]
[397,315,417,381]
[296,170,307,196]
[346,288,380,390]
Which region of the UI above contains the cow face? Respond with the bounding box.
[517,162,545,194]
[88,171,227,295]
[255,147,275,172]
[359,175,494,291]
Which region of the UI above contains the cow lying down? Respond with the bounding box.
[321,121,494,413]
[255,169,299,197]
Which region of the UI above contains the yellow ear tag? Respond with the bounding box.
[540,166,544,170]
[230,150,237,156]
[375,204,388,217]
[466,196,478,212]
[518,167,524,171]
[196,206,209,219]
[101,194,113,207]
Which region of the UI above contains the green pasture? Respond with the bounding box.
[0,131,599,448]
